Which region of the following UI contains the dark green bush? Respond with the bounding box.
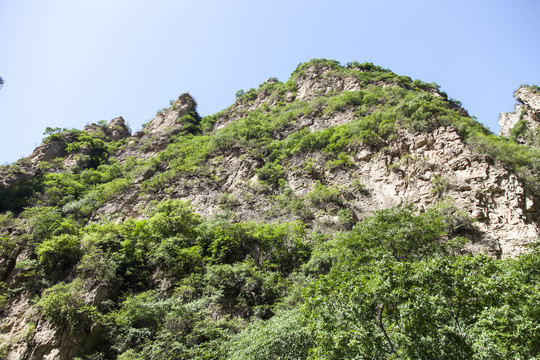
[256,161,284,190]
[228,308,314,360]
[306,181,343,210]
[37,234,82,276]
[37,279,101,333]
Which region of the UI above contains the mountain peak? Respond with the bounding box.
[144,93,197,133]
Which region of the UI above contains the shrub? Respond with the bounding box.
[37,234,82,276]
[204,260,285,319]
[145,199,201,240]
[306,181,343,209]
[36,279,101,333]
[111,291,168,351]
[326,152,355,170]
[22,206,64,240]
[228,308,314,360]
[256,161,284,190]
[467,133,540,195]
[337,208,355,229]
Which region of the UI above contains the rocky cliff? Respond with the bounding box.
[0,59,539,359]
[499,85,540,146]
[91,62,539,257]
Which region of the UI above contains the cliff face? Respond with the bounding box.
[93,63,539,257]
[0,60,539,359]
[499,85,540,146]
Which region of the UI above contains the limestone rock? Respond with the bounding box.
[499,85,540,145]
[28,140,66,164]
[144,93,196,133]
[106,117,131,141]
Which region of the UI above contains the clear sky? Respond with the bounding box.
[1,0,539,164]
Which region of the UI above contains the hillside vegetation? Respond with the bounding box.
[0,59,539,359]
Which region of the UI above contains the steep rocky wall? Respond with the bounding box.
[499,85,540,145]
[88,68,540,258]
[95,123,539,257]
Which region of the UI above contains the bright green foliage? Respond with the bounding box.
[37,234,82,276]
[270,187,314,221]
[36,279,101,333]
[177,110,203,135]
[22,206,76,241]
[197,220,311,272]
[41,172,87,206]
[112,291,169,351]
[305,181,343,210]
[66,134,109,169]
[228,308,315,360]
[325,152,354,170]
[256,161,284,190]
[324,90,365,114]
[6,197,540,359]
[304,204,466,275]
[341,205,455,262]
[141,135,212,192]
[145,199,201,239]
[62,177,132,218]
[112,293,235,359]
[303,254,540,359]
[204,259,285,319]
[0,213,17,257]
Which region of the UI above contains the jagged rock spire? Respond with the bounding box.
[499,85,540,144]
[145,93,196,133]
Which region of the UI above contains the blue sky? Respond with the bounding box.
[1,0,539,164]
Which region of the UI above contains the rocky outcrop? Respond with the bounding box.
[73,65,538,258]
[28,141,66,165]
[83,117,131,141]
[27,117,131,168]
[499,85,540,145]
[83,65,539,258]
[144,93,196,133]
[105,117,131,141]
[295,64,363,101]
[115,93,198,162]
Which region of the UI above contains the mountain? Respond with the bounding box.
[1,59,539,359]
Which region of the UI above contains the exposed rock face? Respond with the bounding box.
[106,117,131,141]
[83,117,131,141]
[295,64,363,101]
[499,85,540,145]
[144,93,195,133]
[89,68,540,258]
[28,117,131,168]
[86,66,540,258]
[113,93,198,162]
[516,86,540,116]
[28,140,66,164]
[95,124,539,257]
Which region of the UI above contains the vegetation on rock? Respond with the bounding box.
[0,59,539,359]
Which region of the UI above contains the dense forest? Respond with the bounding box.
[1,59,540,359]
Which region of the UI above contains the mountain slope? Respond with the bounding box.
[96,60,538,256]
[0,59,540,359]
